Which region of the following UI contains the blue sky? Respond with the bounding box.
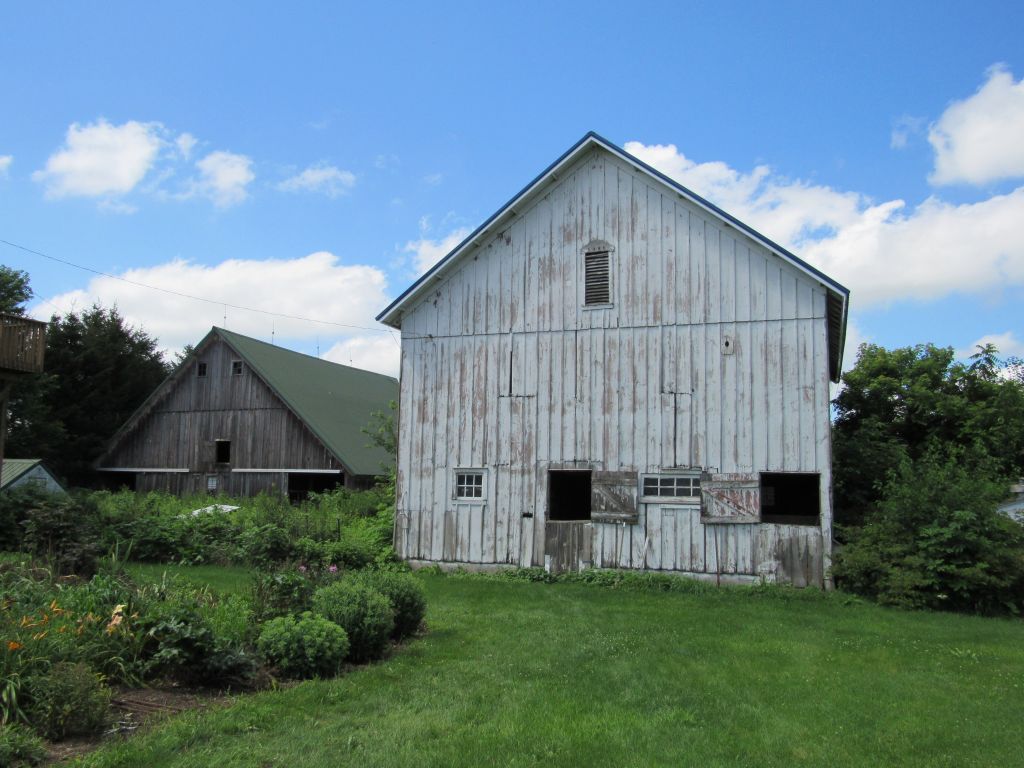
[1,1,1022,376]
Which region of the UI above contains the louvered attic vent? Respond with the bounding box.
[584,251,610,305]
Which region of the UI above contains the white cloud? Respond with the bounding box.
[33,252,391,359]
[624,141,1024,307]
[278,164,356,197]
[176,133,197,159]
[33,119,163,198]
[958,331,1024,360]
[190,150,255,207]
[0,155,11,176]
[423,172,443,186]
[929,64,1024,186]
[403,226,472,275]
[323,335,400,377]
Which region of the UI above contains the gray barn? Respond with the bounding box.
[378,133,849,587]
[97,327,398,498]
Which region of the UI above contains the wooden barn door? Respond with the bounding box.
[544,470,594,573]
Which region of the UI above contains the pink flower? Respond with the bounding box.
[328,565,338,573]
[298,565,307,573]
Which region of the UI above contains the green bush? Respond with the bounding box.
[322,539,375,570]
[9,490,104,576]
[134,597,256,687]
[353,571,426,639]
[832,452,1024,613]
[312,581,394,662]
[238,524,292,567]
[23,662,111,740]
[0,723,47,767]
[256,613,349,679]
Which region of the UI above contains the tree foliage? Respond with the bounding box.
[833,343,1024,528]
[7,304,170,487]
[832,450,1024,613]
[0,265,32,314]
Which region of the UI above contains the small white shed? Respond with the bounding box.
[0,459,66,495]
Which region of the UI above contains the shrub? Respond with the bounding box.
[16,491,104,576]
[832,452,1024,614]
[353,571,426,639]
[322,539,374,570]
[0,723,47,767]
[312,581,394,662]
[23,662,111,740]
[134,597,256,687]
[256,613,349,679]
[251,568,316,622]
[238,523,292,567]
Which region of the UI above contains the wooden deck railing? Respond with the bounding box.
[0,313,46,375]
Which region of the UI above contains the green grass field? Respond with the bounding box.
[126,562,255,596]
[81,571,1024,768]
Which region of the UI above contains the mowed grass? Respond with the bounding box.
[81,573,1024,768]
[126,562,254,595]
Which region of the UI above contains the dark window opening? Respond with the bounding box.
[288,472,343,503]
[584,251,610,305]
[549,470,592,521]
[98,472,136,492]
[197,362,208,378]
[761,473,820,525]
[215,440,231,464]
[231,360,243,376]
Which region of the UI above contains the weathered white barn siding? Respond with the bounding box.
[392,145,834,586]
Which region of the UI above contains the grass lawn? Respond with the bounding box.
[126,562,254,596]
[81,572,1024,768]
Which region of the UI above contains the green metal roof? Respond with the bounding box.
[1,459,42,489]
[214,328,398,476]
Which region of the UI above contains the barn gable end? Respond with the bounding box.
[97,328,398,498]
[383,134,848,587]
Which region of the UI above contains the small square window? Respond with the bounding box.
[455,471,484,500]
[197,362,208,378]
[206,475,218,493]
[231,360,243,376]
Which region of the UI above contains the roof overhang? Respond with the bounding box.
[376,131,850,382]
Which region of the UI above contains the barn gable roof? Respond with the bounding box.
[377,131,850,381]
[98,328,398,476]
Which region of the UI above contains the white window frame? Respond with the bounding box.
[206,474,219,493]
[453,469,486,502]
[639,472,702,503]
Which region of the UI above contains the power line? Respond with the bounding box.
[0,237,392,334]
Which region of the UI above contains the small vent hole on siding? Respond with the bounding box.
[584,251,610,305]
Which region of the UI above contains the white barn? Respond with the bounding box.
[378,133,849,587]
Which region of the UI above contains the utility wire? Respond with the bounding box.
[0,237,392,334]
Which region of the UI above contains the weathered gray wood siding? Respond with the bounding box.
[103,339,342,495]
[394,147,831,585]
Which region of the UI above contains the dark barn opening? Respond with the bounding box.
[215,439,231,464]
[548,470,592,521]
[760,473,820,525]
[288,472,343,503]
[98,471,136,492]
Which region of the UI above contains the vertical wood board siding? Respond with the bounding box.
[396,147,834,585]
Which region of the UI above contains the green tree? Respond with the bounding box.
[832,343,1024,528]
[0,265,32,314]
[8,305,170,486]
